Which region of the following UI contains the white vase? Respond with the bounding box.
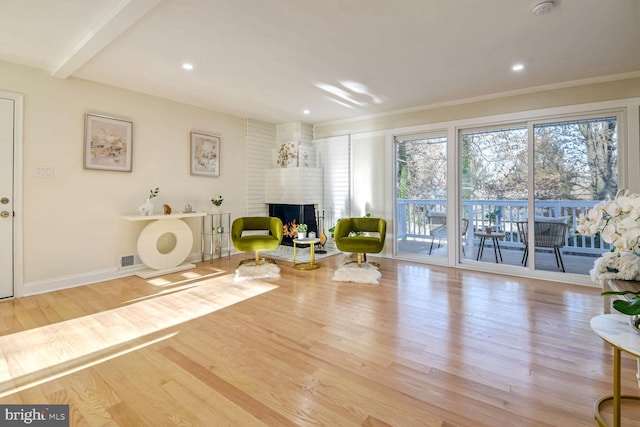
[298,231,307,239]
[138,198,154,216]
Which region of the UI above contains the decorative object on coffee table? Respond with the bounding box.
[296,223,308,239]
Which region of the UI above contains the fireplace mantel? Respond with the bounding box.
[265,167,323,205]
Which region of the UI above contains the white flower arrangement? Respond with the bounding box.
[577,189,640,283]
[577,190,640,252]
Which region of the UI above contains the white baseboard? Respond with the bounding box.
[19,252,205,297]
[20,267,136,297]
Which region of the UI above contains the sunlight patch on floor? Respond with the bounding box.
[147,269,228,287]
[0,274,277,396]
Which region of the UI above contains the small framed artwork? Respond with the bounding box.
[191,131,220,177]
[84,113,133,172]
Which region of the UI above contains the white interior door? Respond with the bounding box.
[0,97,15,298]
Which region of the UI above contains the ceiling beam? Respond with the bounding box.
[51,0,162,79]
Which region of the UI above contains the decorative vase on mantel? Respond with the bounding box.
[138,198,154,216]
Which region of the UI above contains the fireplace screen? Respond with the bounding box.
[269,204,318,246]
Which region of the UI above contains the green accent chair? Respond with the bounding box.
[231,217,283,265]
[333,217,387,267]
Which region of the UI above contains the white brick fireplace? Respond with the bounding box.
[265,167,323,245]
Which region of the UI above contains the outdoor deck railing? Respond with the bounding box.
[397,199,608,255]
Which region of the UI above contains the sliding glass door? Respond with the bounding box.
[395,132,448,259]
[460,126,528,265]
[392,110,621,277]
[531,115,619,274]
[458,113,619,275]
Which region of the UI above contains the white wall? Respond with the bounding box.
[245,119,276,216]
[313,135,350,232]
[0,61,247,296]
[351,133,386,218]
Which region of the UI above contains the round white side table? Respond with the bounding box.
[591,314,640,427]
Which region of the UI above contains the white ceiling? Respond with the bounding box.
[2,0,640,124]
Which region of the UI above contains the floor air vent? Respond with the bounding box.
[120,254,136,268]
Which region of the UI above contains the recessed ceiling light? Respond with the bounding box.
[303,109,310,115]
[182,63,193,70]
[512,64,525,72]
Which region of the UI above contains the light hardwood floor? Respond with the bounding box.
[0,253,639,426]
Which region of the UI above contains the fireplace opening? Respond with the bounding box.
[269,204,318,246]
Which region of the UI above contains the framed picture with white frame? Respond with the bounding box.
[84,113,133,172]
[190,131,221,177]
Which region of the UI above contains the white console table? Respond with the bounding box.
[122,212,206,278]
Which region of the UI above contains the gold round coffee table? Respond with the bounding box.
[293,238,321,270]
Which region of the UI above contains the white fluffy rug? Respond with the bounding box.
[234,262,281,282]
[332,262,382,285]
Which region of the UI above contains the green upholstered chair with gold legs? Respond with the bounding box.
[231,217,283,265]
[333,217,387,268]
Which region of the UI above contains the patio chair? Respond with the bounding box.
[461,218,469,256]
[428,213,447,255]
[426,215,469,256]
[517,218,568,272]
